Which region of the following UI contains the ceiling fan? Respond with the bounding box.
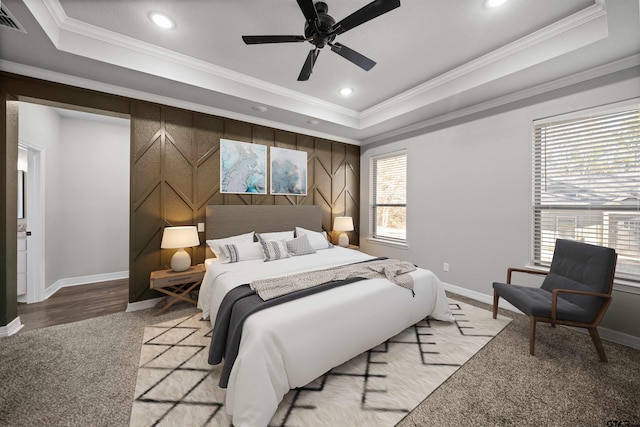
[242,0,401,81]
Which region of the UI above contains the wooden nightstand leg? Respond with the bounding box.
[153,280,202,316]
[153,303,170,316]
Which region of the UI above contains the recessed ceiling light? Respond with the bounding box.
[340,87,353,97]
[149,12,175,29]
[252,105,268,112]
[485,0,509,8]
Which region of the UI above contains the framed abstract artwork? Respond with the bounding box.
[220,139,267,194]
[270,147,307,196]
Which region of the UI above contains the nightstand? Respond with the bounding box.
[150,264,205,316]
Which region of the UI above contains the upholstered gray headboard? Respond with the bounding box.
[205,205,323,242]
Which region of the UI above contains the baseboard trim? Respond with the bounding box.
[441,281,640,350]
[594,327,640,350]
[44,271,129,300]
[126,297,164,313]
[441,281,520,313]
[0,317,24,338]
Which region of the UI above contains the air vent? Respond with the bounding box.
[0,5,27,33]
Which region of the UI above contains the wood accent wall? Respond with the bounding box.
[130,103,360,302]
[0,72,360,309]
[1,94,19,325]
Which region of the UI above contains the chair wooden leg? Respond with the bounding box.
[529,317,536,356]
[588,327,608,363]
[493,290,499,319]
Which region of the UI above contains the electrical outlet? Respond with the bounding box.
[443,262,449,272]
[197,222,205,232]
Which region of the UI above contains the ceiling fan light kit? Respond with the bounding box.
[242,0,401,81]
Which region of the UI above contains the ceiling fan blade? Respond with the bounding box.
[242,35,306,44]
[330,43,376,71]
[333,0,401,35]
[298,49,320,81]
[297,0,319,24]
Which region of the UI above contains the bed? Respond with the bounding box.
[197,205,453,427]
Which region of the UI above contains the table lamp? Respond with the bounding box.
[161,226,200,272]
[333,216,354,247]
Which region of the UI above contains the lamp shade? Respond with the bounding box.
[161,226,200,249]
[333,216,354,248]
[161,226,200,272]
[333,216,354,232]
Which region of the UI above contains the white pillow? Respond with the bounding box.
[206,231,255,262]
[256,230,294,242]
[221,241,264,263]
[295,227,334,250]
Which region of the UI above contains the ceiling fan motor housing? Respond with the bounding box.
[304,1,336,48]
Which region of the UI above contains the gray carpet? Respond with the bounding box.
[1,295,639,427]
[0,306,196,427]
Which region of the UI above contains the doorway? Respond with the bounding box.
[17,141,45,304]
[16,101,130,328]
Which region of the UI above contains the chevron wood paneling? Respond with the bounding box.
[131,105,360,302]
[0,72,359,318]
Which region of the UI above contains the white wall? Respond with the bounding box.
[18,102,130,291]
[360,71,640,339]
[59,114,130,278]
[19,102,63,287]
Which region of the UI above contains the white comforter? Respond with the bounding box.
[197,247,453,427]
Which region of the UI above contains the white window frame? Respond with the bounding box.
[370,150,407,245]
[532,99,640,283]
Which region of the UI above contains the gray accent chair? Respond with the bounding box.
[492,239,617,362]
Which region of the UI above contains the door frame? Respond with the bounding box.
[18,140,45,304]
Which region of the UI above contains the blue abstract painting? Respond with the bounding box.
[220,139,267,194]
[270,147,307,196]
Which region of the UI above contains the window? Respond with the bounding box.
[533,102,640,282]
[371,152,407,242]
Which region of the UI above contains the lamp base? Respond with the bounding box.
[170,248,191,272]
[337,232,349,248]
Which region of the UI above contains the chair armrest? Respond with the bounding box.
[506,267,548,284]
[550,289,612,324]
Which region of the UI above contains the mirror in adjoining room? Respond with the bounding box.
[18,171,25,219]
[18,145,28,221]
[18,146,28,222]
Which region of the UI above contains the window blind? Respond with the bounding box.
[372,152,407,242]
[533,104,640,281]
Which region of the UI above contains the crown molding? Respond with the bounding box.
[24,0,361,129]
[19,0,627,145]
[58,15,359,118]
[23,0,612,135]
[359,0,608,128]
[0,60,362,145]
[361,54,640,145]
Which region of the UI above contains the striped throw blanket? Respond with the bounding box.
[250,259,416,300]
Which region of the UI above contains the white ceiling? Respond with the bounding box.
[1,0,639,145]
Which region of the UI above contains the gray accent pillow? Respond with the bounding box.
[258,235,291,262]
[286,235,316,256]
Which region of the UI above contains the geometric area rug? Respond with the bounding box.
[129,300,511,426]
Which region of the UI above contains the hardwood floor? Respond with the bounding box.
[17,279,129,332]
